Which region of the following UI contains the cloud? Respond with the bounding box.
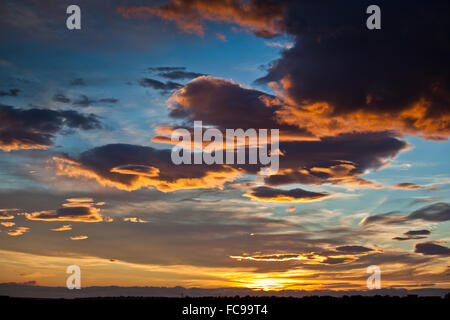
[255,1,450,140]
[148,66,206,80]
[159,76,313,142]
[244,186,332,202]
[414,242,450,256]
[50,225,72,232]
[123,217,148,223]
[148,67,186,72]
[70,235,88,240]
[0,211,15,220]
[321,257,353,265]
[0,221,15,227]
[52,143,241,192]
[230,253,325,263]
[7,226,29,236]
[393,183,426,190]
[362,203,450,226]
[393,229,431,241]
[0,88,19,97]
[139,78,182,93]
[73,95,119,107]
[335,246,374,254]
[97,98,119,104]
[117,0,284,37]
[408,203,450,221]
[230,245,375,265]
[393,236,428,241]
[264,41,292,49]
[25,198,103,223]
[405,230,431,236]
[264,133,407,188]
[0,105,102,151]
[157,71,206,80]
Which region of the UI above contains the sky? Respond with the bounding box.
[0,0,449,293]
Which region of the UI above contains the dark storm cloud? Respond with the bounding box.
[414,242,450,256]
[362,203,450,226]
[244,186,331,202]
[69,78,86,86]
[0,89,20,97]
[139,78,182,93]
[158,71,206,80]
[255,0,450,139]
[335,246,374,254]
[0,105,101,151]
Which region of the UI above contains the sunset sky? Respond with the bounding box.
[0,0,449,292]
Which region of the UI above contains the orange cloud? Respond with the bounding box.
[0,222,15,227]
[7,227,29,236]
[70,235,88,241]
[117,0,284,37]
[230,253,326,263]
[0,209,18,220]
[25,198,103,223]
[0,140,49,152]
[50,225,72,232]
[52,145,242,192]
[273,77,450,140]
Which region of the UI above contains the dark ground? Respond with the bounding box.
[1,295,449,319]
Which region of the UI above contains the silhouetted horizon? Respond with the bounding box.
[1,282,448,299]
